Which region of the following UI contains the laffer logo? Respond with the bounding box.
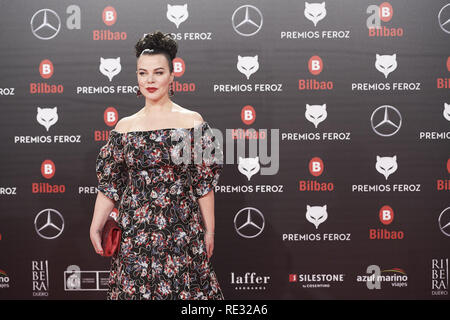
[230,272,270,291]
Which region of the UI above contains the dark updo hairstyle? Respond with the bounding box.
[135,30,178,74]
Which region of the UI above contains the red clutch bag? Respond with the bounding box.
[101,216,122,257]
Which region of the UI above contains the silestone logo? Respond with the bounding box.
[289,272,345,289]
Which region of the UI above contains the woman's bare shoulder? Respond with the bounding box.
[113,115,135,133]
[173,104,204,126]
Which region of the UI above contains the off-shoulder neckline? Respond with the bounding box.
[110,121,208,135]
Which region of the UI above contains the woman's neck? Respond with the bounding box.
[143,97,173,114]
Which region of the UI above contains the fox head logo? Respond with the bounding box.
[304,2,327,27]
[238,156,260,181]
[375,155,398,180]
[306,204,328,229]
[167,4,188,28]
[443,102,450,121]
[237,55,259,80]
[375,53,397,78]
[99,57,121,82]
[305,104,327,128]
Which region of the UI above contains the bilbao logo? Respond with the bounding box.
[33,58,64,95]
[309,157,324,177]
[308,55,323,75]
[299,57,333,91]
[369,205,405,240]
[102,6,117,26]
[173,57,186,77]
[39,59,54,79]
[41,160,56,179]
[103,107,119,128]
[171,57,196,94]
[379,205,394,225]
[436,158,450,191]
[299,157,334,192]
[33,160,66,195]
[241,105,256,125]
[93,6,127,40]
[366,2,403,37]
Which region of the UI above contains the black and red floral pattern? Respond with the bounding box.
[95,121,224,300]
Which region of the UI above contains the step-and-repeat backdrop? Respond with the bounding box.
[0,0,449,300]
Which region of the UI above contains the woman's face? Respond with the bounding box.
[136,54,174,100]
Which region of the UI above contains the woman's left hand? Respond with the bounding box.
[204,232,214,259]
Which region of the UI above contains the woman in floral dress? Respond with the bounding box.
[89,31,224,300]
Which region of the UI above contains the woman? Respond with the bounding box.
[89,31,224,300]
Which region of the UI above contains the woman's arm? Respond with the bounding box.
[89,191,115,255]
[197,190,216,259]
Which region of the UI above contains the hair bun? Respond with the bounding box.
[135,30,178,60]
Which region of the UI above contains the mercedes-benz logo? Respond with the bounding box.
[30,9,61,40]
[438,207,450,237]
[438,4,450,34]
[370,105,402,137]
[34,208,64,239]
[231,5,263,37]
[234,207,265,238]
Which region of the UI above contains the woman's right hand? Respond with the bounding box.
[90,227,104,256]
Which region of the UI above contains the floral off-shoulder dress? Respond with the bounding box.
[95,121,224,300]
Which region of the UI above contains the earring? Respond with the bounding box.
[136,89,142,97]
[169,83,174,96]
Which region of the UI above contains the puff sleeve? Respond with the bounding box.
[189,122,224,199]
[95,131,129,203]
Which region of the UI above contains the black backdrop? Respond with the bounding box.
[0,0,449,300]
